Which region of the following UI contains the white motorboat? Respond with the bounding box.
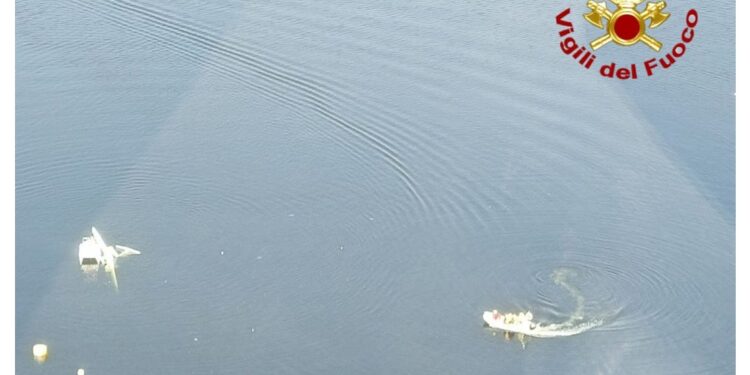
[483,310,538,336]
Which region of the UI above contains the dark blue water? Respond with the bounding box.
[17,1,734,373]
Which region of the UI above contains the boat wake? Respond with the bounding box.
[484,268,604,338]
[535,268,603,337]
[521,318,603,338]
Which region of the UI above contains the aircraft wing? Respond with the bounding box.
[115,245,141,257]
[108,264,119,290]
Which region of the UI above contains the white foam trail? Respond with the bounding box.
[534,268,603,337]
[485,268,603,338]
[552,268,585,320]
[526,318,603,338]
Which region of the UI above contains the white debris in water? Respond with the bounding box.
[288,213,295,217]
[193,337,199,342]
[257,256,263,260]
[77,368,85,375]
[220,251,224,255]
[251,328,255,333]
[339,245,344,251]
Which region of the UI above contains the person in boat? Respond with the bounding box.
[492,309,502,320]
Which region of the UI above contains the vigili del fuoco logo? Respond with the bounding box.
[555,1,698,79]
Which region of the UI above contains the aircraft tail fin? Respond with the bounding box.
[91,227,107,249]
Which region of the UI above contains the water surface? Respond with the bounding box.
[17,1,735,373]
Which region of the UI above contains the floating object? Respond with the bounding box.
[483,310,539,348]
[79,227,141,290]
[484,269,605,348]
[32,343,48,363]
[483,310,539,336]
[77,369,85,375]
[483,309,600,341]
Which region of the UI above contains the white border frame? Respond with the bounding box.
[736,0,746,373]
[5,1,743,374]
[3,0,15,373]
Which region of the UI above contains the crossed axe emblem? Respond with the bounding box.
[584,0,670,51]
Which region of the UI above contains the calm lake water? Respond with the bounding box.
[17,0,734,373]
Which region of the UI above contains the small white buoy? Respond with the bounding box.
[194,337,199,342]
[220,251,224,255]
[32,343,48,363]
[77,368,85,375]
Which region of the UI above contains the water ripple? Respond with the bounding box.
[70,0,432,214]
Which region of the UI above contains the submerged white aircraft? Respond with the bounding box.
[79,227,141,289]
